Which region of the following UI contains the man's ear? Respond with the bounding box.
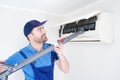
[27,33,32,40]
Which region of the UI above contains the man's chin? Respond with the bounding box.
[44,38,48,42]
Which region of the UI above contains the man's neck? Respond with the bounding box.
[30,42,44,51]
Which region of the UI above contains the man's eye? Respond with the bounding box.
[38,28,42,30]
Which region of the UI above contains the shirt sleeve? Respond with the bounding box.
[5,52,23,65]
[52,50,59,60]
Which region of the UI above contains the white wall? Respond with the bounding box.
[62,0,120,80]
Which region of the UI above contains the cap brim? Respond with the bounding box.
[40,20,47,26]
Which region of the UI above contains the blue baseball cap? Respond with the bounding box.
[24,20,47,37]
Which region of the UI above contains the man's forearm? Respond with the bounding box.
[56,54,70,73]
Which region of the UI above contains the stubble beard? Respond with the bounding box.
[41,34,48,43]
[43,36,48,42]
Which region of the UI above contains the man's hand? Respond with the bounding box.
[54,44,64,56]
[0,61,8,73]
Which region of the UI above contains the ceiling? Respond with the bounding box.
[0,0,100,16]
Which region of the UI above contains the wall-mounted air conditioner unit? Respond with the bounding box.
[59,11,114,43]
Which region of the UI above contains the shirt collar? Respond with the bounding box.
[27,44,38,53]
[26,43,48,53]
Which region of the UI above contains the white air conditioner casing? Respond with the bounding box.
[60,11,114,43]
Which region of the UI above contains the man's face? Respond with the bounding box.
[30,26,48,43]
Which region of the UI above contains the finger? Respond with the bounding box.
[54,47,63,54]
[54,47,62,52]
[56,44,63,49]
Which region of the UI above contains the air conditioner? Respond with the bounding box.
[59,11,114,43]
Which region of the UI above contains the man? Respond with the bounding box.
[0,20,69,80]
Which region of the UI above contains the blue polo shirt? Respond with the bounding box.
[5,43,59,80]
